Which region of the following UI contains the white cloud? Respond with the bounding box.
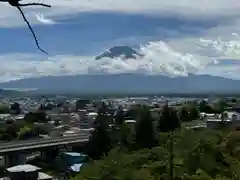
[35,12,56,24]
[1,0,240,27]
[200,64,240,80]
[34,0,240,19]
[1,36,240,82]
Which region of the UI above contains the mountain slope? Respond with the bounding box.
[95,46,142,60]
[0,74,239,93]
[0,89,23,96]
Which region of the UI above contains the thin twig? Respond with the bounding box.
[16,5,48,54]
[18,3,51,7]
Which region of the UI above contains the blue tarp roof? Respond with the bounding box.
[64,152,87,157]
[69,163,84,172]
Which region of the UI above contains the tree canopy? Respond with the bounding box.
[73,129,240,180]
[71,100,240,180]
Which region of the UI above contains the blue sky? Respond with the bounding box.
[0,0,240,82]
[0,12,219,55]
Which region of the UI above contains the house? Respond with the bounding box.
[5,164,53,180]
[225,107,240,121]
[58,152,88,178]
[206,108,240,129]
[225,111,240,121]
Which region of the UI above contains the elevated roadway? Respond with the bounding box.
[0,131,91,154]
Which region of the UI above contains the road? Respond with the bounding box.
[0,131,91,154]
[182,120,207,129]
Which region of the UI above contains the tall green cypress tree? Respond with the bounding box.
[158,104,180,133]
[86,102,111,159]
[135,105,156,149]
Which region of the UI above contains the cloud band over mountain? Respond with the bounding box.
[0,36,239,83]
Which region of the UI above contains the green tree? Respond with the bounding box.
[10,102,21,115]
[5,124,18,139]
[76,99,90,111]
[158,104,180,132]
[17,126,37,140]
[24,111,49,124]
[158,104,180,180]
[179,106,190,122]
[180,104,200,122]
[214,100,227,113]
[5,119,14,125]
[0,133,12,141]
[125,104,142,120]
[188,104,200,121]
[114,107,125,125]
[118,123,134,151]
[199,100,214,113]
[86,103,111,159]
[0,104,10,114]
[135,105,156,149]
[72,128,240,180]
[32,124,47,135]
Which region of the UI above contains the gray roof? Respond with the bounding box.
[6,164,41,172]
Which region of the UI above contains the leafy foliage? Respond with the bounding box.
[86,102,112,159]
[72,100,240,180]
[158,104,180,132]
[24,111,49,124]
[0,110,49,141]
[135,105,156,149]
[0,104,10,114]
[10,102,21,115]
[179,104,200,122]
[0,100,232,179]
[114,107,125,125]
[74,128,240,180]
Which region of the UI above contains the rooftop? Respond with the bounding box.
[6,164,41,172]
[64,152,87,157]
[38,172,53,180]
[125,120,136,123]
[69,163,84,172]
[0,172,53,180]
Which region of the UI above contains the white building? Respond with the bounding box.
[224,111,240,121]
[206,109,240,129]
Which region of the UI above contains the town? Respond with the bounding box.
[0,94,238,180]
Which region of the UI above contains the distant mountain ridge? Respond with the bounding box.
[0,74,239,93]
[0,45,239,94]
[95,45,142,60]
[0,89,22,96]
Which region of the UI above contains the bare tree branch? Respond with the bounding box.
[16,5,48,54]
[18,3,51,7]
[4,0,51,54]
